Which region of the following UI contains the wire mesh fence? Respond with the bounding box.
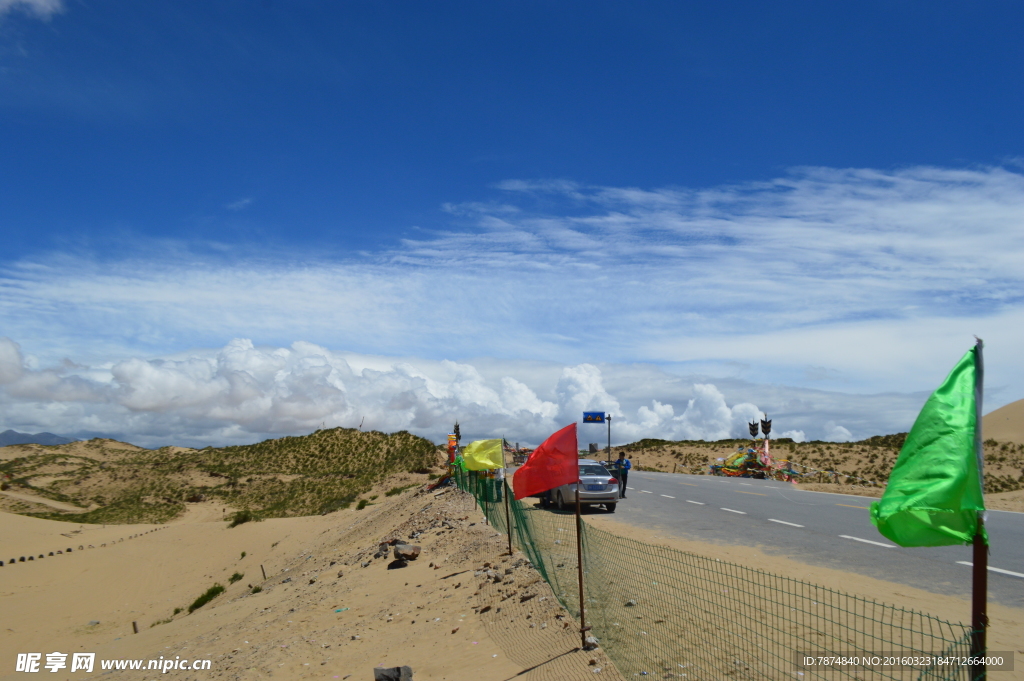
[453,468,978,680]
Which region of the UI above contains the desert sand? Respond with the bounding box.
[4,476,1022,680]
[1,484,622,681]
[985,398,1024,446]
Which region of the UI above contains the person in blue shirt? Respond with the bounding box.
[614,452,631,498]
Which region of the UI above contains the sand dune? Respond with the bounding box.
[984,398,1024,445]
[0,488,622,681]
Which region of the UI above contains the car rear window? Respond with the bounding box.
[579,465,611,477]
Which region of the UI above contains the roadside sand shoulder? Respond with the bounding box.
[585,514,1024,671]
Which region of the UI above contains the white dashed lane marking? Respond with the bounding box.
[660,494,675,499]
[720,508,746,514]
[686,500,705,505]
[956,562,1024,579]
[839,535,895,548]
[767,519,804,528]
[640,490,653,494]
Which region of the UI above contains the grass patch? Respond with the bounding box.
[173,607,182,615]
[151,618,173,627]
[251,585,262,594]
[228,572,244,584]
[356,499,368,510]
[228,510,261,528]
[385,483,418,497]
[188,584,225,613]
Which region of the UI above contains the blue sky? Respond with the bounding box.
[2,1,1023,447]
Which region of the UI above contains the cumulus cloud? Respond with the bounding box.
[824,422,854,442]
[3,165,1024,402]
[0,338,887,448]
[0,0,62,20]
[2,164,1023,443]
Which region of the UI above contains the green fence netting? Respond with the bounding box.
[453,469,978,681]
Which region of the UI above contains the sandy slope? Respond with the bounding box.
[985,398,1024,446]
[0,489,621,681]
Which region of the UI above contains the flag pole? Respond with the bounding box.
[971,337,988,680]
[502,438,513,556]
[574,435,588,650]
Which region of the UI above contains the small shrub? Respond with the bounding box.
[385,484,417,497]
[251,585,262,594]
[356,499,368,510]
[228,510,261,528]
[240,551,246,559]
[229,572,244,584]
[187,584,225,613]
[172,607,182,615]
[369,494,378,501]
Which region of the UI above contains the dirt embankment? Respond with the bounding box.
[0,483,622,681]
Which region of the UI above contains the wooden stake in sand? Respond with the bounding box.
[502,440,512,556]
[574,478,588,650]
[132,621,139,634]
[261,564,267,580]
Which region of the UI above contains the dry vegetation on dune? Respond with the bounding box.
[0,428,443,525]
[609,434,1024,495]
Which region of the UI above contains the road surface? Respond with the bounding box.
[600,470,1024,608]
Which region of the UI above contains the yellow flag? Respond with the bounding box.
[462,439,503,470]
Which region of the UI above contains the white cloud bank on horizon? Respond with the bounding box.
[1,164,1022,444]
[0,336,901,449]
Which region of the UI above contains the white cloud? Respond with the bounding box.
[0,337,891,448]
[824,422,854,442]
[225,197,252,211]
[0,0,62,20]
[2,164,1023,443]
[779,430,806,443]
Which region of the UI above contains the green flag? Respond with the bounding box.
[870,342,987,547]
[461,438,503,471]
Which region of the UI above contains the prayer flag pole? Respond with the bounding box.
[502,437,512,556]
[574,431,588,650]
[971,338,988,680]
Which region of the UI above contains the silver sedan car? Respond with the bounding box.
[549,460,620,512]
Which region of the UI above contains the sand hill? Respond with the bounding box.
[984,397,1024,445]
[0,429,442,524]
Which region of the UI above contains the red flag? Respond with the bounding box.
[513,423,579,500]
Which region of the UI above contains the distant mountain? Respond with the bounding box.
[0,430,77,446]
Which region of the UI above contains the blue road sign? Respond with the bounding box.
[583,412,606,423]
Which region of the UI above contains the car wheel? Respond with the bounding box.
[605,503,616,513]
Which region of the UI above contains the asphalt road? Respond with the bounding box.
[604,470,1024,609]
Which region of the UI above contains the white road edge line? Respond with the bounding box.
[839,534,895,548]
[660,494,675,499]
[686,500,705,505]
[767,519,804,527]
[956,562,1024,579]
[720,508,746,514]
